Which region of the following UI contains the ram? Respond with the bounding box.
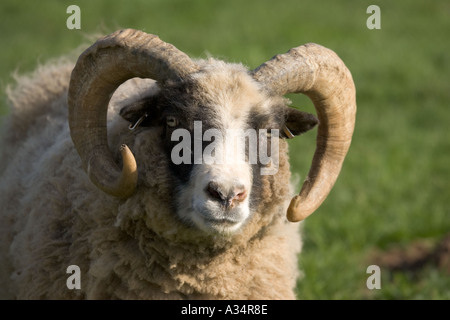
[0,29,356,299]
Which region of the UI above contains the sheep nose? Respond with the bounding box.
[206,182,248,208]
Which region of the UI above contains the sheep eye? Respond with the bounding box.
[166,116,179,128]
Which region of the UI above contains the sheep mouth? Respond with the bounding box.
[200,216,244,234]
[204,217,241,227]
[190,206,249,234]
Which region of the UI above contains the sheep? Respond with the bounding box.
[0,29,356,299]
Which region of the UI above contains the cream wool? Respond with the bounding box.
[0,60,301,299]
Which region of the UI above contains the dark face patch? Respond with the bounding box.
[162,105,220,184]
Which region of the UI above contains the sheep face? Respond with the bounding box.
[120,60,318,234]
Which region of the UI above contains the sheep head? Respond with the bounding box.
[68,29,356,233]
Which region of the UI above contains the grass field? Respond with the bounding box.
[0,0,449,299]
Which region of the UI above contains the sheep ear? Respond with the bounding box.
[282,107,319,138]
[119,96,164,128]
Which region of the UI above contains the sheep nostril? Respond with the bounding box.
[232,190,247,203]
[206,182,224,201]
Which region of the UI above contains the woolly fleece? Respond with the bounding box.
[0,59,302,299]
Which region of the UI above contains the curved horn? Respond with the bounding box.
[68,29,199,197]
[252,43,356,222]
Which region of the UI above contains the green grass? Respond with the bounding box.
[1,0,449,299]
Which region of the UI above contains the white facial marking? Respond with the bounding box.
[177,117,253,234]
[174,63,276,234]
